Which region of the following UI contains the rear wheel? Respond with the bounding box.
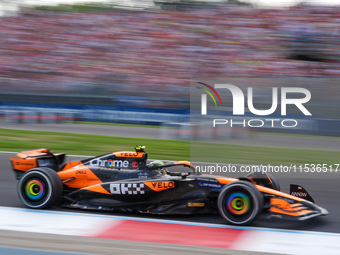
[218,181,263,225]
[18,167,63,209]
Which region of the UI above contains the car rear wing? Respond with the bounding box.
[10,148,66,179]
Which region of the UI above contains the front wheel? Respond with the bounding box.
[17,167,63,209]
[218,181,263,225]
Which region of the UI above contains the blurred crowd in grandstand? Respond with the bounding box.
[0,4,340,109]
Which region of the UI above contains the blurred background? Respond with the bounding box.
[0,0,340,137]
[1,3,340,253]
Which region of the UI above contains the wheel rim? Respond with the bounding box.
[221,186,257,224]
[227,192,250,215]
[25,178,45,201]
[18,171,53,208]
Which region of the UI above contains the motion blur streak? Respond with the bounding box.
[1,4,340,116]
[0,206,339,255]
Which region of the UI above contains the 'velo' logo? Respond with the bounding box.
[144,181,175,192]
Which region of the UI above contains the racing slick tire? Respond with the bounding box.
[246,172,280,191]
[17,167,63,209]
[218,181,263,225]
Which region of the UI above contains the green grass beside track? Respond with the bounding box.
[0,129,188,160]
[1,128,339,165]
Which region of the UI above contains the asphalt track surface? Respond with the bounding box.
[0,230,277,255]
[1,152,339,234]
[1,122,340,151]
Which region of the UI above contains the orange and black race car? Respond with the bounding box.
[10,146,328,225]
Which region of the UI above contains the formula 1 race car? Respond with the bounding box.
[10,146,328,225]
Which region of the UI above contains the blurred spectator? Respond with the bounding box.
[0,4,340,109]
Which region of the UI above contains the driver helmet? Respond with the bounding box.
[149,160,168,174]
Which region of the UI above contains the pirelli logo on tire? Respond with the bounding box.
[144,181,175,192]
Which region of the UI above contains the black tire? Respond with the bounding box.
[218,181,263,225]
[17,167,63,209]
[246,172,280,191]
